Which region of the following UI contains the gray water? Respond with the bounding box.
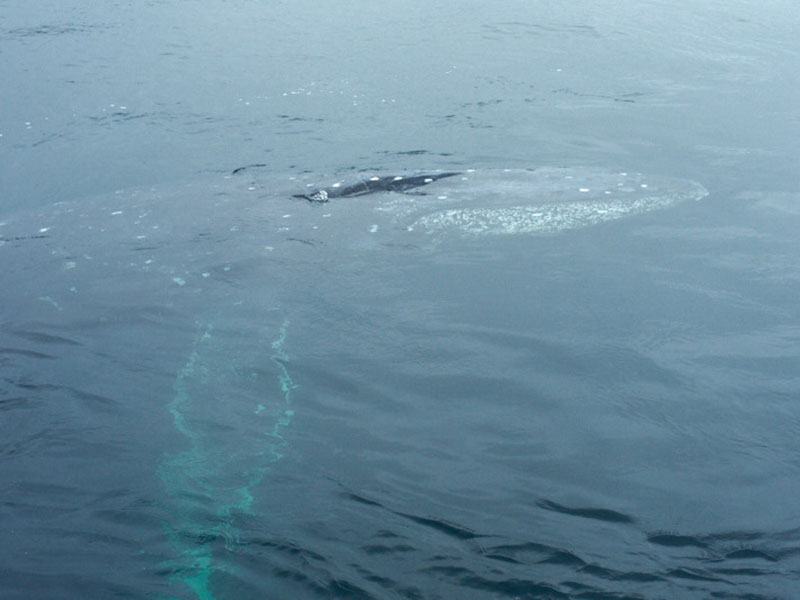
[1,1,799,599]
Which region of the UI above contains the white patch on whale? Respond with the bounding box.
[384,168,709,236]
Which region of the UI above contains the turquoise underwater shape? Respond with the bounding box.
[157,318,296,599]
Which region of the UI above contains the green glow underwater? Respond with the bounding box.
[157,318,296,599]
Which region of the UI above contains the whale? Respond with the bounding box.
[0,164,708,599]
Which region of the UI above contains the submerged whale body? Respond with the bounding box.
[287,167,709,236]
[0,167,709,270]
[0,167,710,293]
[293,171,460,202]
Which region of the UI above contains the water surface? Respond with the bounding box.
[1,1,799,598]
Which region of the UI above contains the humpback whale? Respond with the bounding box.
[281,168,708,237]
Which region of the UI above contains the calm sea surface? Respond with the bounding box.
[1,1,799,598]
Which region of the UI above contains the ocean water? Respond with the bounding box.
[1,1,799,599]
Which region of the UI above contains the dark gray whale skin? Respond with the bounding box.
[293,171,461,203]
